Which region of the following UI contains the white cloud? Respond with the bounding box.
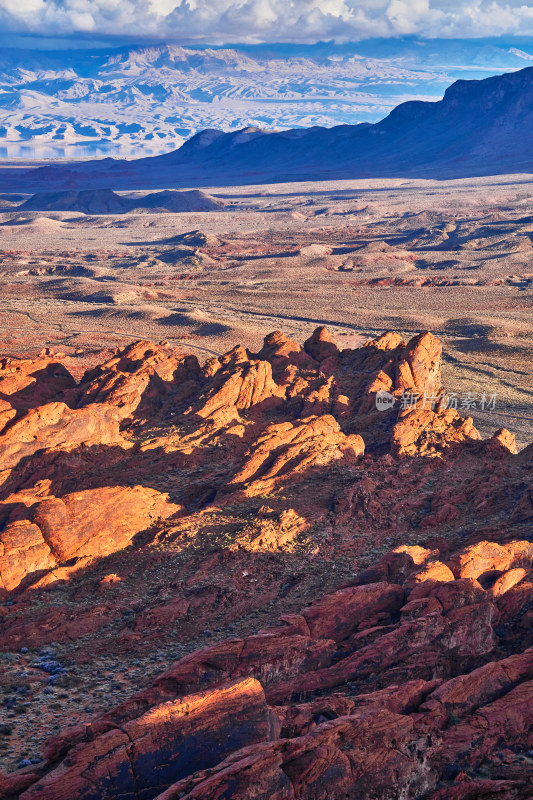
[0,0,532,41]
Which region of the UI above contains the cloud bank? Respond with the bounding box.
[0,0,533,43]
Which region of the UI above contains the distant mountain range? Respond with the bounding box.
[1,38,533,159]
[7,65,532,190]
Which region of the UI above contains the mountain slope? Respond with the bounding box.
[156,65,533,180]
[12,65,533,190]
[1,38,532,159]
[0,41,449,159]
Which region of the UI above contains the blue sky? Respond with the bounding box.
[1,0,533,44]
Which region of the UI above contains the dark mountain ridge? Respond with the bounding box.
[163,65,533,179]
[5,65,533,191]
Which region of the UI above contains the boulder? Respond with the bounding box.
[434,678,533,773]
[0,402,123,472]
[301,582,404,641]
[0,520,55,592]
[394,331,442,396]
[447,540,533,580]
[420,648,533,722]
[0,355,75,411]
[31,485,180,562]
[303,326,340,363]
[19,679,275,800]
[224,415,364,496]
[392,406,480,457]
[74,340,183,419]
[153,709,436,800]
[0,485,180,590]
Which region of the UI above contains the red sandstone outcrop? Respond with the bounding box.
[12,527,531,799]
[0,327,532,799]
[447,540,533,580]
[0,355,76,414]
[394,330,442,396]
[0,402,123,475]
[258,330,313,375]
[190,346,282,424]
[391,405,481,457]
[223,415,364,496]
[300,581,404,641]
[0,486,180,591]
[0,520,55,593]
[73,340,183,419]
[303,325,339,363]
[18,679,275,800]
[30,485,180,562]
[154,709,436,800]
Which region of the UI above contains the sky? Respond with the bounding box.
[0,0,533,44]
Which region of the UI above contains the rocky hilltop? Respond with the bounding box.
[0,328,532,799]
[17,189,223,214]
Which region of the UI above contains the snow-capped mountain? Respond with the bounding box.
[1,38,532,159]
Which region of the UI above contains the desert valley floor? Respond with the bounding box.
[0,172,532,445]
[0,172,532,798]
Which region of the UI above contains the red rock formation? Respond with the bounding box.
[301,581,404,641]
[394,331,442,396]
[223,415,364,496]
[154,709,436,800]
[0,521,55,593]
[73,340,184,419]
[0,327,532,799]
[0,355,76,414]
[447,540,533,580]
[0,486,180,591]
[391,405,481,457]
[31,485,180,562]
[0,402,123,473]
[258,330,313,375]
[19,679,276,800]
[190,347,282,424]
[13,524,532,798]
[303,325,340,363]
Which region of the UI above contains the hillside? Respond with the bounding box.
[17,188,223,214]
[1,38,532,159]
[148,65,533,180]
[10,65,533,192]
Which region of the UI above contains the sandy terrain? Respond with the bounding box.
[0,173,532,445]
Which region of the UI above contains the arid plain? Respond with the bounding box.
[0,173,532,445]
